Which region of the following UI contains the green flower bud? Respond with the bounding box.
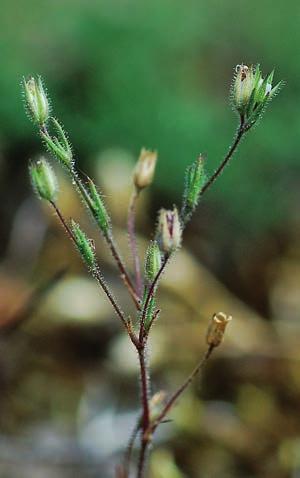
[145,241,162,282]
[29,157,57,202]
[87,180,111,235]
[71,220,96,269]
[233,65,255,114]
[133,148,157,190]
[157,207,182,254]
[183,155,206,220]
[23,76,49,126]
[233,64,283,125]
[41,118,73,167]
[141,286,156,330]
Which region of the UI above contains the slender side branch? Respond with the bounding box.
[50,201,139,348]
[50,200,76,244]
[72,170,140,309]
[144,309,160,340]
[128,189,143,298]
[106,229,141,310]
[41,125,139,309]
[139,256,169,342]
[200,117,246,197]
[151,344,214,433]
[92,267,137,343]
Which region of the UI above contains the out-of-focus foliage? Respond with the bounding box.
[1,0,298,230]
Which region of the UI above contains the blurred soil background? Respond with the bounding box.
[0,1,300,477]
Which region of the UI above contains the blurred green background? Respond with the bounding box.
[1,0,300,477]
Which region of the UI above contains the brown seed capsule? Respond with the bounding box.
[133,148,157,190]
[206,312,232,348]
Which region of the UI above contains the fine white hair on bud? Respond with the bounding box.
[133,148,157,191]
[232,64,283,127]
[71,220,96,269]
[206,312,232,348]
[145,241,162,282]
[41,117,73,167]
[29,157,58,202]
[23,76,50,126]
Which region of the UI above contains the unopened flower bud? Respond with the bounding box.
[182,155,206,221]
[233,64,255,114]
[206,312,232,348]
[145,241,162,282]
[87,179,111,235]
[29,157,57,202]
[157,207,182,254]
[23,76,49,125]
[133,148,157,190]
[232,64,282,125]
[71,220,96,269]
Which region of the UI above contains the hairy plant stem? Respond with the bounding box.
[200,116,246,197]
[105,227,141,310]
[134,257,170,477]
[92,267,139,347]
[137,345,151,478]
[128,189,143,298]
[50,200,76,244]
[50,200,139,348]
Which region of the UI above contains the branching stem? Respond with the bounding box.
[139,256,169,343]
[50,200,139,348]
[70,168,140,309]
[128,189,143,298]
[41,125,139,309]
[151,344,214,433]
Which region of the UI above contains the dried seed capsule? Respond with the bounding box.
[29,157,57,202]
[133,148,157,190]
[206,312,232,348]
